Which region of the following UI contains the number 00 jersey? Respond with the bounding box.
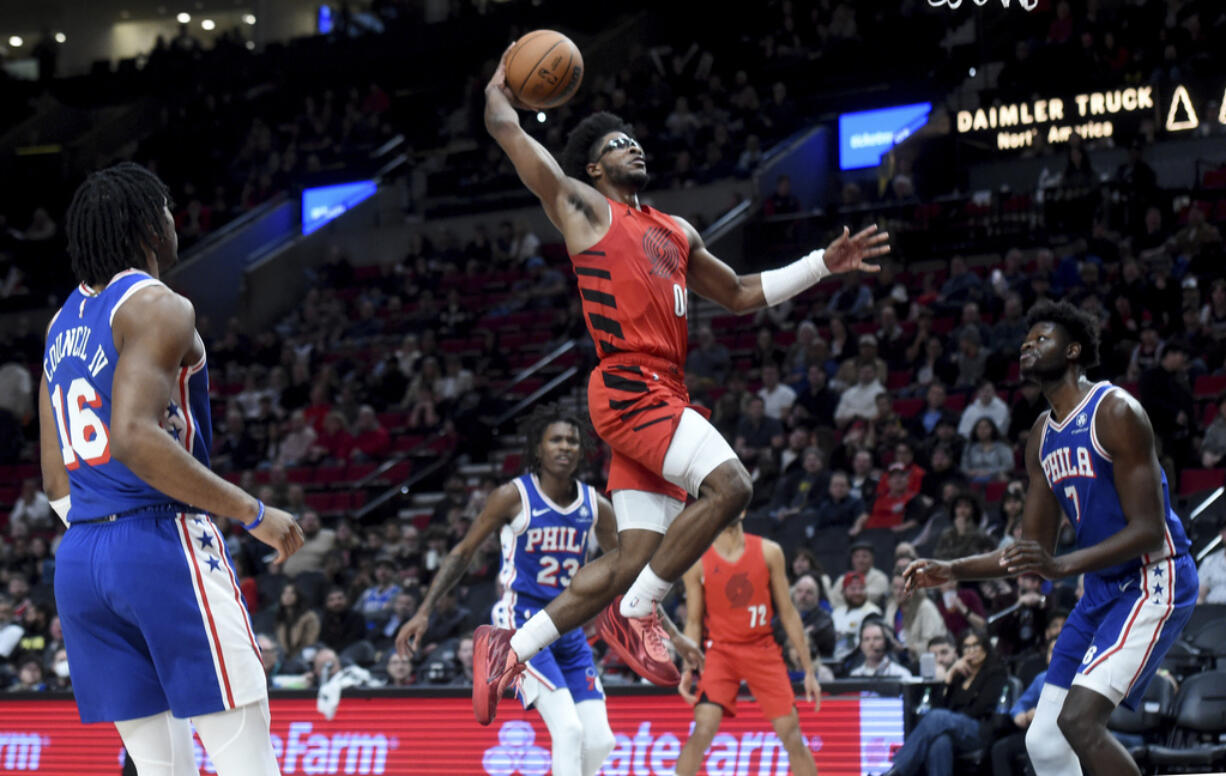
[1038,381,1190,580]
[43,270,211,522]
[495,473,598,611]
[569,199,691,366]
[700,533,776,649]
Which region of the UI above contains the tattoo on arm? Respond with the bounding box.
[421,553,470,613]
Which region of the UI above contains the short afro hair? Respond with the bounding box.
[520,403,591,475]
[560,112,635,180]
[1026,300,1101,369]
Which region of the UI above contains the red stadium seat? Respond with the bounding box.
[501,454,523,475]
[887,370,914,391]
[346,463,378,482]
[892,398,923,417]
[1205,402,1220,426]
[946,393,967,412]
[286,467,313,484]
[1193,375,1226,399]
[1180,469,1225,495]
[314,465,346,486]
[981,481,1007,503]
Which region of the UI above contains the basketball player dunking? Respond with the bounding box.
[473,45,889,724]
[40,163,303,775]
[904,301,1197,776]
[675,518,822,776]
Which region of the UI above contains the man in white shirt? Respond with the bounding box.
[848,620,913,679]
[758,364,797,420]
[831,573,882,660]
[1197,518,1226,604]
[957,380,1011,439]
[835,364,886,428]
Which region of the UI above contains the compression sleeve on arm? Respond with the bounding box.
[760,249,829,306]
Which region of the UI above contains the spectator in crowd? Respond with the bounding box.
[350,405,391,460]
[8,658,45,692]
[1008,379,1046,443]
[911,383,955,438]
[835,334,888,389]
[687,325,731,390]
[935,493,995,562]
[319,587,367,653]
[1197,515,1226,604]
[9,479,54,531]
[787,572,836,659]
[376,591,419,649]
[885,573,948,666]
[281,510,336,578]
[958,380,1011,439]
[385,652,415,687]
[831,572,882,661]
[935,580,987,639]
[446,633,476,686]
[848,619,913,679]
[792,364,839,429]
[765,174,799,216]
[953,330,989,389]
[830,541,890,610]
[926,634,958,683]
[355,558,402,633]
[827,279,875,321]
[940,256,984,310]
[812,471,868,532]
[835,364,886,428]
[1139,339,1195,469]
[278,410,317,467]
[851,463,924,538]
[883,627,1007,776]
[256,634,281,687]
[769,446,830,524]
[418,588,470,655]
[0,597,24,661]
[735,396,784,466]
[757,364,796,420]
[960,419,1014,483]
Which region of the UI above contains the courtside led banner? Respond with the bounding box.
[0,692,902,775]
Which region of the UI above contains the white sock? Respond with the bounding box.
[509,611,560,662]
[621,564,671,617]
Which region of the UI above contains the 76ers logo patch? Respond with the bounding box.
[725,572,754,607]
[643,226,683,278]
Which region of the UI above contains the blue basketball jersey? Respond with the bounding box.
[43,269,212,522]
[1038,381,1189,580]
[497,473,598,609]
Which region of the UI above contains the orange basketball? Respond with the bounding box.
[504,30,584,111]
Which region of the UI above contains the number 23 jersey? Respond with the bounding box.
[496,473,598,608]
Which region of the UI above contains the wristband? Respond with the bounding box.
[760,249,829,306]
[243,500,266,531]
[50,494,71,527]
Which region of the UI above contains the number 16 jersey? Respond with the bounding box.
[43,270,211,522]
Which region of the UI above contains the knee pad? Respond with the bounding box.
[661,408,737,497]
[1025,685,1083,776]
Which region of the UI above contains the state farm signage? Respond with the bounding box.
[0,692,904,775]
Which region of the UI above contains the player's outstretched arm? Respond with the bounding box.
[904,414,1059,593]
[1003,392,1167,579]
[675,562,706,704]
[765,540,820,709]
[683,219,889,315]
[396,482,519,656]
[484,47,608,242]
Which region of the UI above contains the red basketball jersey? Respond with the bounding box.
[700,533,776,649]
[569,199,690,366]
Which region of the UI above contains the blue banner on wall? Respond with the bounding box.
[838,103,932,170]
[301,179,377,235]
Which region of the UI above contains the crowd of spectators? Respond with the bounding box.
[0,0,1224,733]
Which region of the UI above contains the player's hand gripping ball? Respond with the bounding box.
[503,30,584,110]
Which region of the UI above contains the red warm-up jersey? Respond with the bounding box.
[700,533,777,649]
[569,199,690,366]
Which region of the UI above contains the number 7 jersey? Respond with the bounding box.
[43,270,211,522]
[496,473,598,609]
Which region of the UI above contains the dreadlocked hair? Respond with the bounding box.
[560,112,635,180]
[521,403,591,474]
[66,162,173,287]
[1026,300,1101,369]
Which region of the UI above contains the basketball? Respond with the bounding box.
[504,30,584,111]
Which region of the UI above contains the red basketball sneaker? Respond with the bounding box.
[472,625,525,725]
[596,596,680,687]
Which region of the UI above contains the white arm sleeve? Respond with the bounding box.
[760,249,829,306]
